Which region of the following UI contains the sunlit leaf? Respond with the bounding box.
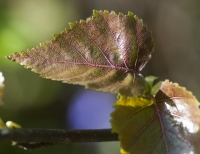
[7,10,154,96]
[145,76,158,88]
[111,80,200,154]
[144,76,162,95]
[0,72,4,104]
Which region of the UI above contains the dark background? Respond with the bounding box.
[0,0,200,153]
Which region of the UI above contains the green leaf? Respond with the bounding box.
[111,80,200,154]
[145,76,158,88]
[0,72,4,104]
[151,80,162,96]
[7,10,154,97]
[144,76,162,95]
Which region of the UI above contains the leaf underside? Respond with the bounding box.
[7,10,154,97]
[111,80,200,154]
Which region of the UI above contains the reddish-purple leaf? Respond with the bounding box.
[7,10,154,96]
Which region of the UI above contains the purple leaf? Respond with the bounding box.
[7,10,154,96]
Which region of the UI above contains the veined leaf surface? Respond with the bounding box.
[7,10,154,96]
[111,80,200,154]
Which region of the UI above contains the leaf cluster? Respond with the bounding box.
[4,10,200,154]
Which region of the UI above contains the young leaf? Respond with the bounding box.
[145,76,162,95]
[111,80,200,154]
[7,10,154,97]
[0,72,4,104]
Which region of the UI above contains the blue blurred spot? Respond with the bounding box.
[66,88,116,129]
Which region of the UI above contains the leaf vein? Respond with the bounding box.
[148,133,163,154]
[129,113,157,150]
[154,102,170,154]
[79,24,116,68]
[99,13,130,70]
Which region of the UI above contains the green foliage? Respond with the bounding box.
[111,80,200,154]
[7,10,154,97]
[145,76,162,95]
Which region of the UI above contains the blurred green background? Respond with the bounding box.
[0,0,200,154]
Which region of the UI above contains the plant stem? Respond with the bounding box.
[0,128,118,150]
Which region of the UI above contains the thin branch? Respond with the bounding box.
[0,128,119,150]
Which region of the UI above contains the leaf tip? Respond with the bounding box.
[93,10,99,15]
[86,17,92,22]
[7,51,31,67]
[6,52,19,62]
[118,12,124,17]
[110,10,116,15]
[80,19,85,23]
[65,28,70,32]
[53,34,60,40]
[128,11,134,16]
[69,22,77,29]
[6,55,12,60]
[134,14,139,20]
[103,10,109,14]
